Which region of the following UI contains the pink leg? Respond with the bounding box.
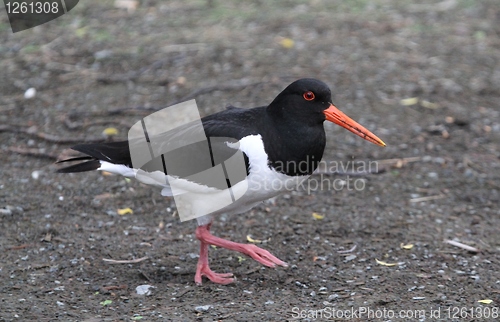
[194,223,288,285]
[195,234,235,285]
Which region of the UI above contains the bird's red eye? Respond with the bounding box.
[303,91,315,101]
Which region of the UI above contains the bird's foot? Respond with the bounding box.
[195,224,288,271]
[195,259,235,285]
[236,243,288,268]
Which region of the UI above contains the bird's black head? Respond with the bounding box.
[267,78,333,126]
[267,78,386,147]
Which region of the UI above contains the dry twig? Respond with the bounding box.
[409,194,447,203]
[102,256,149,264]
[338,244,357,254]
[444,240,480,253]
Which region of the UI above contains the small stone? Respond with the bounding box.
[344,254,357,262]
[427,172,439,179]
[295,281,308,288]
[434,157,446,164]
[328,294,339,301]
[194,305,213,312]
[24,88,36,99]
[136,284,155,296]
[422,155,432,162]
[464,169,474,177]
[0,207,12,216]
[94,50,113,60]
[31,170,41,180]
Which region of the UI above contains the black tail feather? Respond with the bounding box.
[72,141,132,167]
[56,160,101,173]
[56,141,131,173]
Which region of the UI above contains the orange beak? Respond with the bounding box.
[324,104,386,147]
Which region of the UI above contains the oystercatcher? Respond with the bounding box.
[57,78,385,285]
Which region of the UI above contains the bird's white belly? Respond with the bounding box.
[193,135,310,225]
[99,135,310,226]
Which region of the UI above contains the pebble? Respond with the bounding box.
[427,172,439,179]
[136,284,155,296]
[464,168,474,177]
[422,155,432,162]
[328,294,339,301]
[94,50,113,60]
[6,205,23,214]
[194,305,213,312]
[24,88,36,99]
[295,281,308,288]
[344,254,357,262]
[434,157,446,164]
[0,208,12,215]
[31,170,41,180]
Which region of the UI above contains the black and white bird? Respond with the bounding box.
[57,78,385,285]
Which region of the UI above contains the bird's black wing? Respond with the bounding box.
[56,106,267,188]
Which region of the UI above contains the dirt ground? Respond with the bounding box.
[1,0,500,321]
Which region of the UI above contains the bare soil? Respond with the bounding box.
[1,1,500,321]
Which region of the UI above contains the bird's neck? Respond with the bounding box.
[261,116,326,176]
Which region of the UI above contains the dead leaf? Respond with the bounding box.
[278,37,294,49]
[312,212,324,220]
[376,259,403,267]
[117,208,133,215]
[400,243,414,250]
[246,235,262,244]
[103,127,119,136]
[400,97,418,106]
